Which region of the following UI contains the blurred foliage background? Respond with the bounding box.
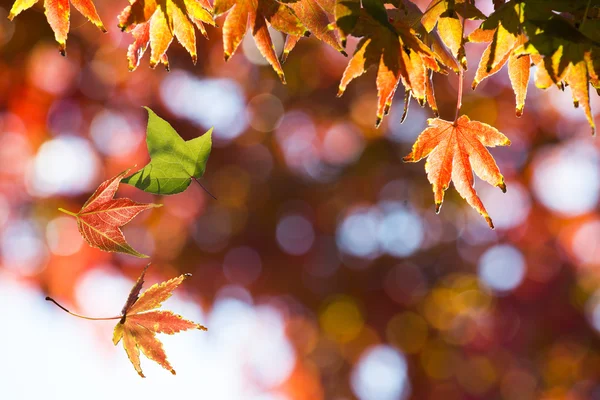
[2,1,600,399]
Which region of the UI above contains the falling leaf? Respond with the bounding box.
[337,0,446,127]
[403,115,511,228]
[59,170,161,257]
[469,0,531,117]
[8,0,106,55]
[46,264,206,377]
[122,107,212,195]
[281,0,345,63]
[113,264,207,377]
[421,0,486,69]
[118,0,215,71]
[213,0,309,83]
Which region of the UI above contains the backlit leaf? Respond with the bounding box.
[112,264,207,377]
[122,107,212,195]
[118,0,215,71]
[214,0,309,83]
[337,0,446,127]
[421,0,486,69]
[281,0,345,63]
[469,0,531,116]
[59,170,161,257]
[403,115,510,228]
[515,14,600,134]
[8,0,106,55]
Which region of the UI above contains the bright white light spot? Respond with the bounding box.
[161,71,248,143]
[46,216,83,256]
[276,215,315,255]
[29,136,99,197]
[532,141,600,217]
[351,345,410,400]
[90,110,142,156]
[479,181,531,229]
[0,275,295,399]
[478,245,526,293]
[337,208,380,259]
[377,206,423,257]
[223,246,262,285]
[1,220,48,275]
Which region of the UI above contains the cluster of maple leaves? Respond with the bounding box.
[47,108,212,376]
[9,0,600,226]
[10,0,600,376]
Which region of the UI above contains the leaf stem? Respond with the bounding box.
[193,178,217,200]
[454,70,464,123]
[581,0,592,30]
[453,0,468,123]
[58,208,78,217]
[45,297,122,321]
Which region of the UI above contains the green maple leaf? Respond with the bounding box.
[123,107,212,195]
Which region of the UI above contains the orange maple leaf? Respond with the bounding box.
[281,0,345,63]
[58,170,161,258]
[46,264,207,377]
[113,264,207,377]
[337,6,445,127]
[421,0,486,69]
[468,1,530,117]
[213,0,309,83]
[118,0,215,71]
[403,115,511,228]
[8,0,106,55]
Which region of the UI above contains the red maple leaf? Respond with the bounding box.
[59,170,161,258]
[403,115,511,228]
[46,264,207,377]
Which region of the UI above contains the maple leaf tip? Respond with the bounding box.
[516,108,523,117]
[341,50,348,57]
[485,216,495,230]
[435,203,442,214]
[224,53,231,62]
[375,117,382,128]
[498,181,507,193]
[8,12,16,20]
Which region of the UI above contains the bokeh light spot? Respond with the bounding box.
[478,245,526,293]
[532,141,600,217]
[46,216,83,256]
[29,136,99,197]
[320,296,364,343]
[276,214,315,255]
[351,345,410,400]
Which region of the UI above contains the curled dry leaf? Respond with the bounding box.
[8,0,106,55]
[113,264,207,377]
[213,0,309,83]
[59,170,161,258]
[403,115,510,229]
[118,0,215,71]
